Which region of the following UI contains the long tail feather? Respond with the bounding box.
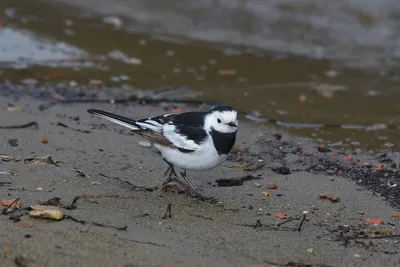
[87,109,141,131]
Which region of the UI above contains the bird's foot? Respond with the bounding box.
[161,177,214,202]
[162,177,191,194]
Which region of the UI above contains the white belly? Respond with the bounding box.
[154,138,227,171]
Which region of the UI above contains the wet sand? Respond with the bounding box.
[1,91,400,267]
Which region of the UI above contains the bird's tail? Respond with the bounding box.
[87,109,141,131]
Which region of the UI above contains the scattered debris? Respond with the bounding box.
[24,155,58,166]
[29,205,65,220]
[70,167,87,177]
[0,121,38,129]
[366,219,383,225]
[39,197,76,210]
[274,212,288,219]
[65,215,127,231]
[271,166,291,174]
[1,199,21,208]
[262,192,269,197]
[317,146,331,153]
[56,122,91,133]
[319,194,340,203]
[264,259,332,267]
[216,177,243,186]
[161,203,172,219]
[267,183,278,189]
[6,138,18,147]
[215,175,260,186]
[1,197,21,214]
[0,155,17,162]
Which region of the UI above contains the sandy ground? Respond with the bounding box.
[1,95,400,267]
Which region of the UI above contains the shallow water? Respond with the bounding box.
[0,0,399,151]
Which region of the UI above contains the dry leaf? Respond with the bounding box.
[319,194,340,203]
[273,212,288,219]
[267,183,278,189]
[1,199,21,208]
[41,139,48,144]
[376,164,384,170]
[366,219,383,225]
[392,212,400,218]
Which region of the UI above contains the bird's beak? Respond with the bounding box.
[227,122,237,128]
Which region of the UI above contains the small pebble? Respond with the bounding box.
[253,182,261,187]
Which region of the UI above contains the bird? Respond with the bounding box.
[87,106,238,200]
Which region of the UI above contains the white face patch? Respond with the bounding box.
[204,110,238,133]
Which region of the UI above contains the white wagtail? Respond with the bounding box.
[87,106,238,200]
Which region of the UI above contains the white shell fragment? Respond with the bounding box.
[29,205,65,220]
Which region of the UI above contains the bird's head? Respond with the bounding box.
[204,106,238,133]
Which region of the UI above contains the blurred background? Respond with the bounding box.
[1,0,400,150]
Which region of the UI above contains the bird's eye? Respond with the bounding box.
[217,119,221,123]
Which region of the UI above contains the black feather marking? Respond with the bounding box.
[209,128,236,155]
[170,112,206,127]
[177,147,195,153]
[174,125,208,145]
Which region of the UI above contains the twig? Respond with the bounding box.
[64,215,127,231]
[276,214,304,227]
[0,122,38,129]
[297,214,307,231]
[237,219,263,229]
[91,222,127,231]
[99,173,156,191]
[70,167,88,177]
[1,197,21,214]
[56,122,91,133]
[276,214,307,232]
[161,203,172,219]
[129,239,168,247]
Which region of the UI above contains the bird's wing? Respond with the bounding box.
[135,112,208,152]
[87,109,207,152]
[161,123,208,152]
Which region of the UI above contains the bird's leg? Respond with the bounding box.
[162,159,190,193]
[180,170,205,201]
[163,159,178,178]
